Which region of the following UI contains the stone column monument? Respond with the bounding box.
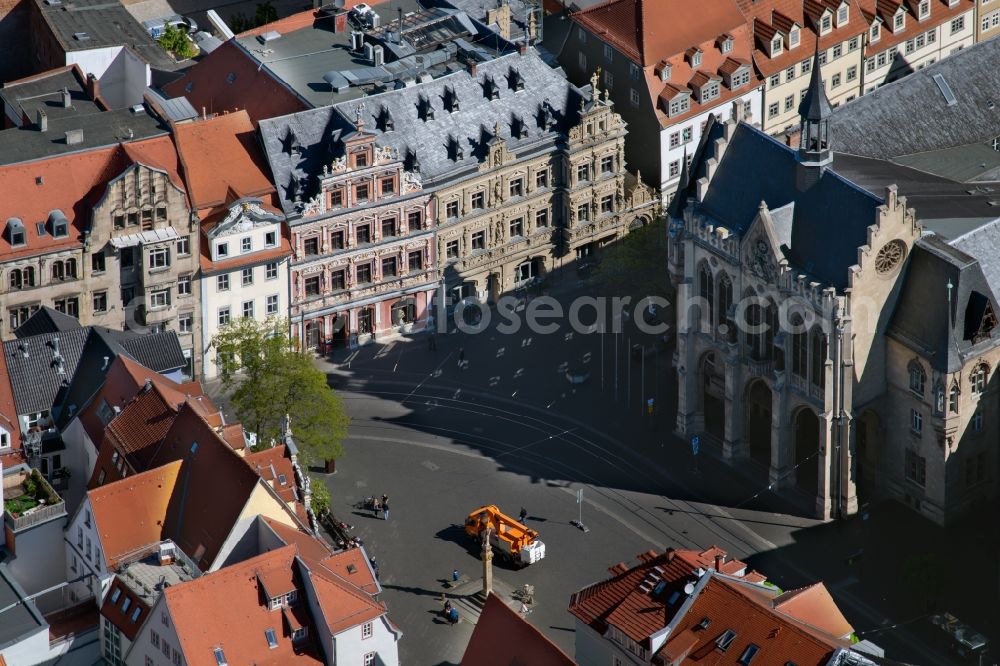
[481,527,494,597]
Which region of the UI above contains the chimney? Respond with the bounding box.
[61,87,71,108]
[86,73,99,101]
[65,129,84,145]
[397,6,403,44]
[714,553,724,571]
[202,106,206,121]
[518,42,529,55]
[467,60,478,77]
[36,109,47,132]
[144,378,153,392]
[52,337,60,357]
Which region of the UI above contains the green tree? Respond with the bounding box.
[255,1,278,26]
[311,479,331,515]
[213,318,349,466]
[158,24,196,60]
[594,217,671,303]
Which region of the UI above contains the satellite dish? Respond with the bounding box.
[683,582,695,595]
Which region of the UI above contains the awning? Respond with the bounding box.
[110,227,179,248]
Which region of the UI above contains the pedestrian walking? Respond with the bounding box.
[382,498,390,520]
[428,332,437,351]
[372,497,381,518]
[452,568,460,582]
[518,507,528,523]
[458,347,465,367]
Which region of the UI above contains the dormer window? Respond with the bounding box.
[666,94,690,117]
[354,151,369,168]
[718,35,733,54]
[871,22,881,42]
[918,0,929,19]
[656,61,672,81]
[837,4,849,26]
[48,210,68,238]
[771,36,782,55]
[686,47,703,67]
[894,10,905,30]
[820,12,832,33]
[789,26,800,47]
[699,81,721,103]
[6,218,25,246]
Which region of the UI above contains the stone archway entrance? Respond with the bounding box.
[745,380,772,465]
[856,409,880,501]
[794,407,820,496]
[701,352,725,440]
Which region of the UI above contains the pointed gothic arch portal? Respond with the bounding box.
[793,407,820,496]
[744,380,772,466]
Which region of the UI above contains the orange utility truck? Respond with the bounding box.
[464,505,546,567]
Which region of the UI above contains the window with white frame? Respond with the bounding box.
[832,43,842,58]
[769,73,780,87]
[364,653,376,666]
[630,62,641,80]
[894,11,904,30]
[790,27,800,47]
[178,275,191,295]
[837,4,848,24]
[871,22,881,41]
[909,362,926,395]
[971,363,988,393]
[149,247,170,269]
[217,274,229,291]
[217,242,229,258]
[849,35,860,51]
[179,313,192,333]
[242,267,253,286]
[218,307,231,326]
[265,295,278,315]
[950,16,965,33]
[177,237,190,255]
[266,262,278,280]
[919,0,929,18]
[362,622,373,639]
[821,13,832,32]
[241,237,252,253]
[771,36,782,54]
[149,289,169,310]
[910,408,923,434]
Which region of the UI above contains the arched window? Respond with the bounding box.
[971,362,989,394]
[790,314,808,379]
[949,384,960,413]
[9,270,21,290]
[697,263,714,330]
[810,328,827,389]
[933,382,945,415]
[764,302,778,361]
[716,273,733,335]
[908,360,926,396]
[51,262,64,281]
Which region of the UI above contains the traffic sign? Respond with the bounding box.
[691,435,700,456]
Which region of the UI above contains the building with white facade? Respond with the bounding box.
[553,0,764,200]
[199,200,291,377]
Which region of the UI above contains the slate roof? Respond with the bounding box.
[831,153,1000,232]
[0,564,47,649]
[887,234,1000,372]
[259,50,586,214]
[674,118,884,289]
[2,323,184,417]
[461,593,576,666]
[12,306,80,338]
[829,36,1000,160]
[893,143,1000,183]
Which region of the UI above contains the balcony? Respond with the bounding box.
[745,358,773,378]
[3,469,65,532]
[293,271,436,315]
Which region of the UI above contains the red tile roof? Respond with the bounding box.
[245,445,298,505]
[173,110,276,214]
[858,0,973,55]
[164,545,324,665]
[663,576,843,665]
[0,136,185,262]
[0,347,22,452]
[309,566,386,636]
[461,594,576,666]
[569,547,856,665]
[568,547,763,645]
[161,41,307,127]
[90,461,182,569]
[100,577,149,641]
[573,0,747,66]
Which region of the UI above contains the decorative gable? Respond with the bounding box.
[741,201,787,283]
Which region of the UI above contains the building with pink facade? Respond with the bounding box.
[281,115,436,351]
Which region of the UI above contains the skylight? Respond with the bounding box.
[933,73,957,107]
[265,628,278,649]
[214,647,228,665]
[739,644,760,664]
[717,630,737,651]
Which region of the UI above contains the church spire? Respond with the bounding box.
[796,43,833,185]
